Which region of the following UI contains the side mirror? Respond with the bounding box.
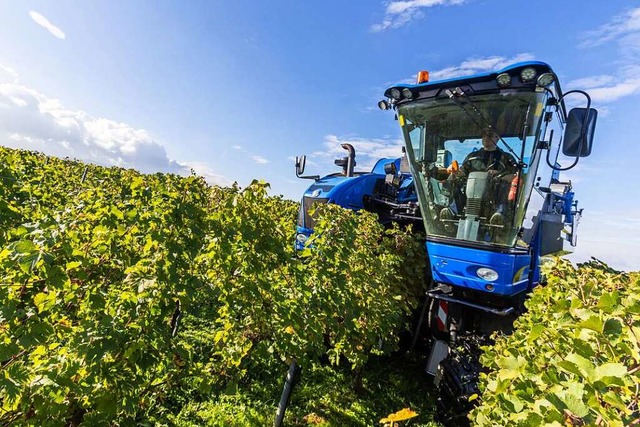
[295,155,306,176]
[295,155,319,180]
[563,108,597,157]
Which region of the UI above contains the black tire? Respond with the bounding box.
[434,335,489,427]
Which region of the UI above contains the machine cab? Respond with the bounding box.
[399,91,542,248]
[383,62,596,298]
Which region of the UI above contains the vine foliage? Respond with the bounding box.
[472,258,640,427]
[0,147,425,425]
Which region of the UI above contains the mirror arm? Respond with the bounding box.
[297,175,320,181]
[295,168,320,180]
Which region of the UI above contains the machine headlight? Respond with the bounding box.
[477,267,499,281]
[402,88,413,99]
[520,67,537,83]
[378,100,390,110]
[537,73,555,88]
[496,73,512,87]
[296,233,309,244]
[389,88,402,101]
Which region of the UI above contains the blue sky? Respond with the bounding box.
[0,0,639,271]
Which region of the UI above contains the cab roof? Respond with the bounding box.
[384,61,558,103]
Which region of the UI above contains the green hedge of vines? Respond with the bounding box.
[0,147,426,426]
[472,259,640,427]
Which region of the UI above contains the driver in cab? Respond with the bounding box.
[461,129,518,178]
[441,129,518,226]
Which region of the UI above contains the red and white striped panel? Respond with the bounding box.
[436,300,448,331]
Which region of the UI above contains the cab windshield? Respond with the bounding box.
[397,91,546,248]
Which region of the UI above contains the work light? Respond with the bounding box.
[537,73,555,88]
[389,88,402,101]
[496,73,512,87]
[520,67,537,83]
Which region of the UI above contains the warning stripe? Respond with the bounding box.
[436,300,448,331]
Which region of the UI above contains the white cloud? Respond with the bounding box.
[230,144,270,164]
[0,80,229,186]
[566,59,640,105]
[311,134,404,171]
[371,0,464,32]
[0,64,19,84]
[429,53,535,81]
[617,32,640,59]
[180,161,233,186]
[566,75,615,90]
[567,9,640,106]
[580,7,640,49]
[578,77,640,103]
[29,11,66,40]
[251,155,270,164]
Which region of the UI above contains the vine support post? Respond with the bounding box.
[273,358,300,427]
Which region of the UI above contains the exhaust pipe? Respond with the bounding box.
[337,143,356,177]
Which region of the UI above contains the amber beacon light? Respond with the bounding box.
[417,70,430,84]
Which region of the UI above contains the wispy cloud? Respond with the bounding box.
[571,8,640,105]
[566,75,615,89]
[566,68,640,104]
[231,144,270,164]
[180,161,231,186]
[569,76,640,104]
[29,11,66,40]
[0,76,230,186]
[371,0,464,32]
[251,155,270,164]
[311,134,404,171]
[579,7,640,49]
[0,64,19,84]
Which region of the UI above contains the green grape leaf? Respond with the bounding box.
[579,315,603,333]
[593,363,627,385]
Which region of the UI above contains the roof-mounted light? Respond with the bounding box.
[389,88,402,101]
[402,88,413,99]
[417,70,429,84]
[537,73,555,88]
[520,67,537,83]
[496,73,512,87]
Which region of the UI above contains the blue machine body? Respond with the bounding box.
[295,157,416,250]
[427,242,537,296]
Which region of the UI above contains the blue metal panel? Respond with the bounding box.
[295,225,312,251]
[427,241,532,296]
[329,174,382,209]
[371,158,400,174]
[296,171,390,249]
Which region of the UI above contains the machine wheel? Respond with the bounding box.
[434,334,489,427]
